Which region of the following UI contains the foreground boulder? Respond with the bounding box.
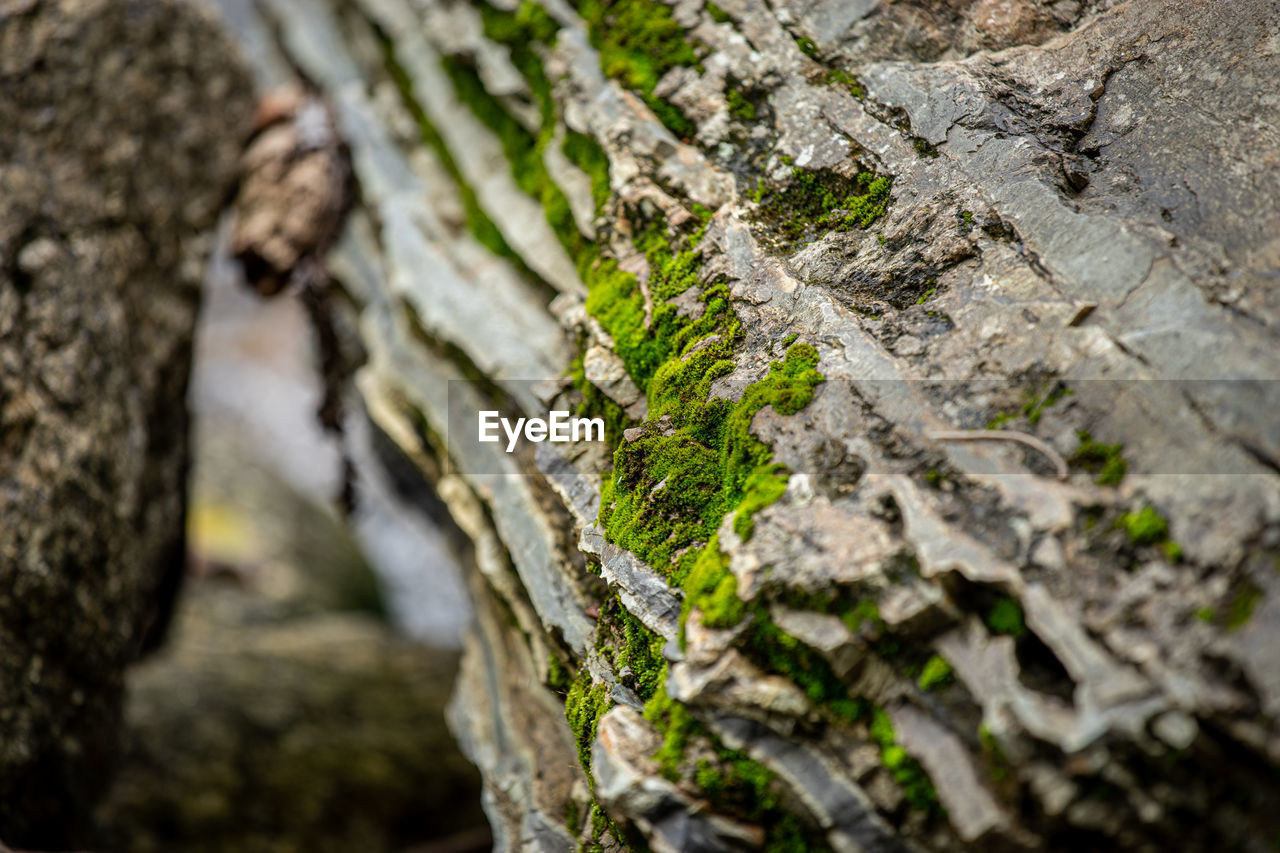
[221,0,1279,850]
[0,0,253,844]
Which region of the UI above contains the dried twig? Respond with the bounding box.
[925,429,1070,481]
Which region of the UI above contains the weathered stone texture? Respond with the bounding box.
[215,0,1280,850]
[0,0,253,843]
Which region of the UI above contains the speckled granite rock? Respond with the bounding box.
[214,0,1279,849]
[0,0,253,844]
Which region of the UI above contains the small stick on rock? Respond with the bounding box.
[925,429,1070,481]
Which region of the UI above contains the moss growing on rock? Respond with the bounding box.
[574,0,703,138]
[1118,505,1169,546]
[566,667,612,773]
[987,596,1027,638]
[916,654,954,691]
[753,167,892,247]
[869,708,943,814]
[1072,430,1128,486]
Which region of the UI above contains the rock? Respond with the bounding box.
[0,0,253,844]
[98,600,485,852]
[98,458,485,852]
[211,0,1280,848]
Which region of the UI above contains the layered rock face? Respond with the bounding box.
[0,0,253,844]
[221,0,1279,850]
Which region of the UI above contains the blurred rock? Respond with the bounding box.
[0,0,253,844]
[98,469,486,852]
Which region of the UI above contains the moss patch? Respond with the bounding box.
[1118,505,1169,546]
[1071,430,1127,486]
[869,708,943,814]
[752,166,892,247]
[575,0,703,138]
[565,667,612,774]
[987,596,1027,638]
[916,654,954,691]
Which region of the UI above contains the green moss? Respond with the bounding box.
[726,87,757,120]
[916,654,954,691]
[564,798,582,837]
[1195,606,1215,623]
[1225,583,1263,631]
[601,338,822,583]
[1118,505,1169,546]
[868,708,942,814]
[548,653,574,694]
[744,607,867,720]
[613,598,667,700]
[1021,384,1072,426]
[912,137,940,158]
[568,352,630,448]
[986,411,1016,429]
[794,34,819,59]
[705,1,731,23]
[480,0,559,45]
[643,682,694,781]
[987,596,1027,638]
[379,32,530,273]
[565,668,612,773]
[753,167,892,246]
[1071,430,1128,486]
[781,332,798,348]
[440,56,591,262]
[563,129,612,215]
[575,0,702,138]
[822,68,864,99]
[681,536,745,630]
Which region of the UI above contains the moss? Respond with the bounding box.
[916,654,954,691]
[753,167,892,246]
[781,332,798,348]
[439,56,591,263]
[575,0,702,138]
[568,352,630,448]
[987,596,1027,638]
[1195,606,1215,623]
[547,653,574,694]
[1021,384,1072,426]
[612,598,667,700]
[822,68,864,99]
[565,668,612,774]
[868,708,942,814]
[1118,505,1169,546]
[914,286,937,305]
[726,87,757,120]
[1225,582,1263,631]
[1071,430,1128,486]
[912,137,940,158]
[601,338,822,583]
[681,536,745,630]
[643,682,694,781]
[794,34,819,59]
[479,0,558,45]
[744,606,867,720]
[562,129,612,215]
[378,32,531,275]
[564,798,582,837]
[705,1,731,23]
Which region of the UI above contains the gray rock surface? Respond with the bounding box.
[0,0,253,844]
[211,0,1280,850]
